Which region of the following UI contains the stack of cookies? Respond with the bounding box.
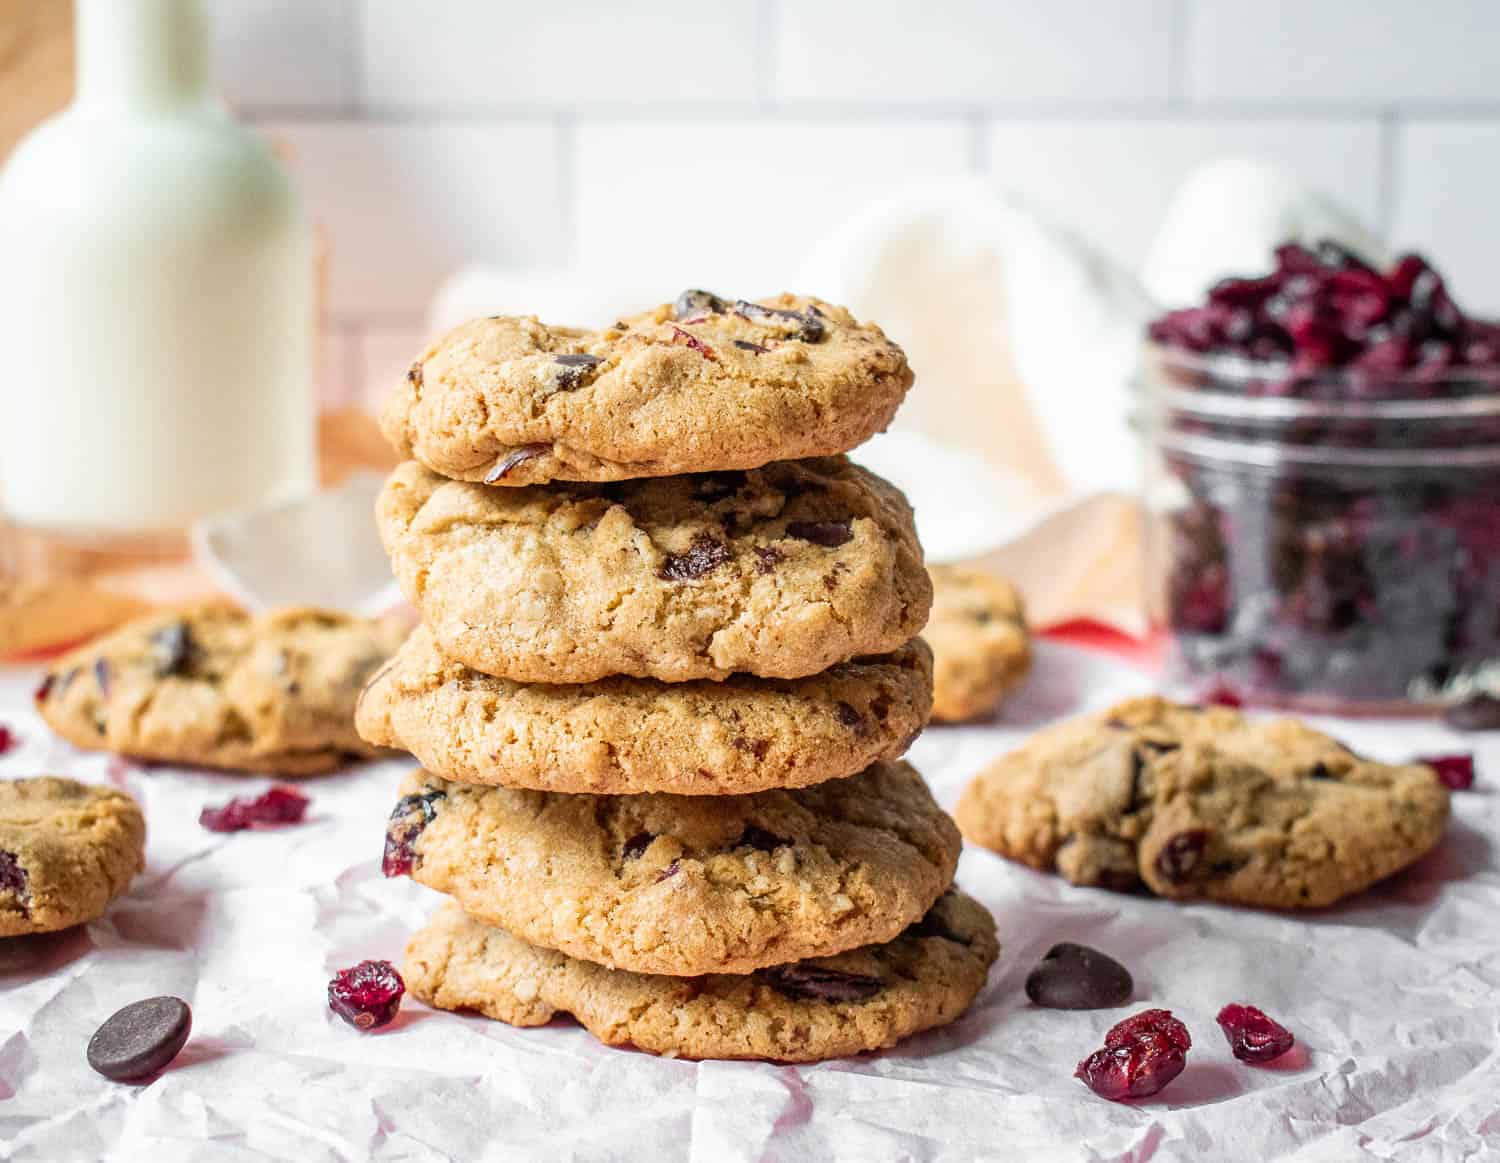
[357,291,998,1062]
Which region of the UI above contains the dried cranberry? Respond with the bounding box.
[1154,829,1210,884]
[785,520,852,548]
[1417,753,1475,791]
[1200,680,1243,709]
[328,960,404,1031]
[654,859,681,883]
[483,444,549,484]
[0,725,15,755]
[382,790,445,876]
[0,850,29,906]
[668,325,717,360]
[658,534,731,581]
[1075,1009,1192,1101]
[761,964,882,1003]
[1216,1003,1294,1064]
[199,785,310,833]
[33,674,54,704]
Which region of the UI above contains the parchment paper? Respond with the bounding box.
[2,643,1496,1162]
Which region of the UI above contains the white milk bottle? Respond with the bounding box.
[0,0,315,548]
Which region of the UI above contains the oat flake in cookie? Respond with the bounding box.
[356,626,932,795]
[376,456,931,684]
[381,292,913,486]
[0,777,145,936]
[404,889,997,1062]
[384,761,960,977]
[36,604,406,776]
[956,696,1450,908]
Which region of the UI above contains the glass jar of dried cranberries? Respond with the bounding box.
[1142,242,1500,713]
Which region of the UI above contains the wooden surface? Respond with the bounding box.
[0,0,71,162]
[0,409,396,657]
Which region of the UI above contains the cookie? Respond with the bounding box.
[0,777,145,936]
[380,292,912,487]
[384,760,960,976]
[404,888,997,1062]
[356,626,932,795]
[926,564,1032,723]
[377,457,931,684]
[37,605,406,776]
[955,696,1450,908]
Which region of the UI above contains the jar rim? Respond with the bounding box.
[1159,428,1500,471]
[1146,342,1500,421]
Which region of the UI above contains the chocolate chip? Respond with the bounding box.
[760,964,882,1003]
[785,520,852,548]
[1309,762,1337,781]
[673,289,726,318]
[834,702,867,734]
[737,825,789,852]
[0,850,29,907]
[731,736,770,760]
[149,621,194,677]
[406,362,423,389]
[93,658,112,697]
[752,546,784,575]
[483,444,550,484]
[621,831,653,861]
[1024,943,1134,1010]
[382,790,446,877]
[658,534,731,581]
[86,996,192,1082]
[732,300,826,342]
[1445,694,1500,732]
[1154,829,1211,884]
[733,339,769,354]
[552,352,604,391]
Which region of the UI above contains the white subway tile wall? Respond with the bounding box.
[203,0,1500,404]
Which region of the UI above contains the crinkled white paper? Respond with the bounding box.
[2,644,1497,1162]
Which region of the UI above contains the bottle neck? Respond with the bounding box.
[74,0,211,111]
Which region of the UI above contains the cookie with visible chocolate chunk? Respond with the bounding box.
[376,456,931,684]
[955,696,1449,908]
[403,888,997,1062]
[926,564,1031,723]
[356,626,932,795]
[36,605,405,776]
[380,292,912,486]
[382,761,960,976]
[0,777,145,936]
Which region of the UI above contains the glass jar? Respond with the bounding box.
[1141,343,1500,714]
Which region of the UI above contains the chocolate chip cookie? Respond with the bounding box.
[404,888,997,1062]
[381,292,912,486]
[926,564,1032,723]
[956,696,1450,908]
[377,457,931,684]
[37,605,406,776]
[1,777,145,936]
[383,761,960,976]
[356,626,932,795]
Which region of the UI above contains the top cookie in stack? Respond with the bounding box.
[361,291,997,1062]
